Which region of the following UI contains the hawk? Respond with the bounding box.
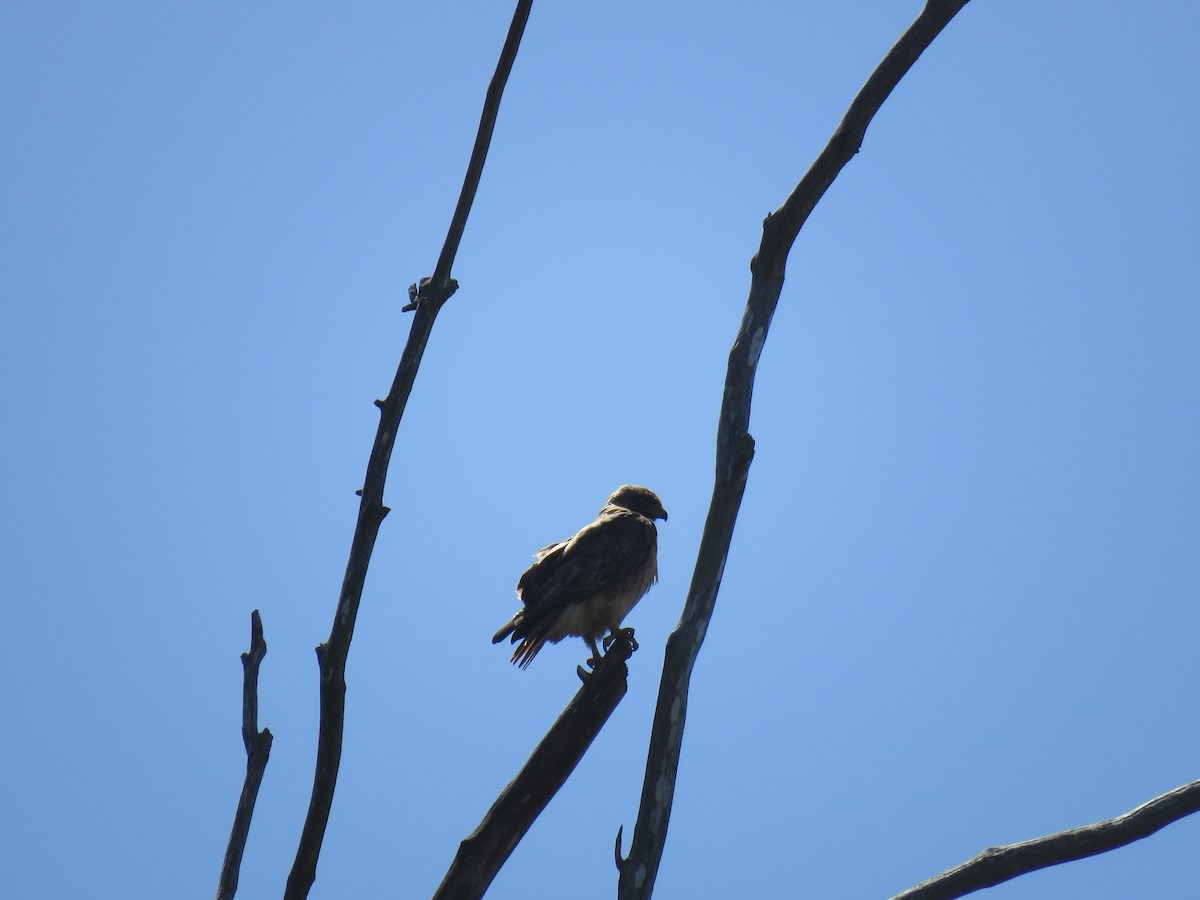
[493,485,668,668]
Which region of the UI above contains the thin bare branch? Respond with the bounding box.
[616,3,972,898]
[283,3,535,897]
[429,0,534,291]
[891,778,1200,900]
[216,610,273,900]
[433,635,635,900]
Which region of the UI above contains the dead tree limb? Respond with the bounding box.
[216,610,273,900]
[282,2,535,897]
[890,778,1200,900]
[615,3,972,898]
[433,635,635,900]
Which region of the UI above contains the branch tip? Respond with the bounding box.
[216,609,273,900]
[434,598,630,898]
[614,824,627,871]
[891,777,1200,900]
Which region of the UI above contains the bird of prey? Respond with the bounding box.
[493,485,668,669]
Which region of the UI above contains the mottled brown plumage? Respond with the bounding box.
[493,485,668,668]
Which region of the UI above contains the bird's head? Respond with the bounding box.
[607,485,668,522]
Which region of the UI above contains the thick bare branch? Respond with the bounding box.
[616,3,972,898]
[433,635,635,900]
[216,610,273,900]
[891,778,1200,900]
[283,3,535,897]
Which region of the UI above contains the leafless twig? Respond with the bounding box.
[282,3,535,897]
[216,610,273,900]
[891,778,1200,900]
[433,635,634,900]
[615,3,972,897]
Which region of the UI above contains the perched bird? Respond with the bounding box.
[493,485,668,668]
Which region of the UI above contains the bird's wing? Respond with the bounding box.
[531,539,569,561]
[516,505,657,620]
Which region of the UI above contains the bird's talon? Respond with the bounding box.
[605,627,638,652]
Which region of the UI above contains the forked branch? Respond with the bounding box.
[616,3,972,898]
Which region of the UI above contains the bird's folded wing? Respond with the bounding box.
[516,508,657,618]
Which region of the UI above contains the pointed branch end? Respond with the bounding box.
[614,824,627,872]
[241,610,267,667]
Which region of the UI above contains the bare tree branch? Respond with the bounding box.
[891,778,1200,900]
[216,610,273,900]
[283,3,535,897]
[405,0,535,311]
[616,3,972,897]
[433,635,635,900]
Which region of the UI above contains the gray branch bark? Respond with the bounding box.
[615,3,973,897]
[282,3,535,897]
[891,778,1200,900]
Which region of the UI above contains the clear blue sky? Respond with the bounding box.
[3,2,1198,898]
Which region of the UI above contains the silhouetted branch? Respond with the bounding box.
[283,3,535,897]
[405,0,535,312]
[616,3,972,898]
[433,635,634,900]
[216,610,273,900]
[891,778,1200,900]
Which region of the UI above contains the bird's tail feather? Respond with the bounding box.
[512,638,544,669]
[492,614,521,645]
